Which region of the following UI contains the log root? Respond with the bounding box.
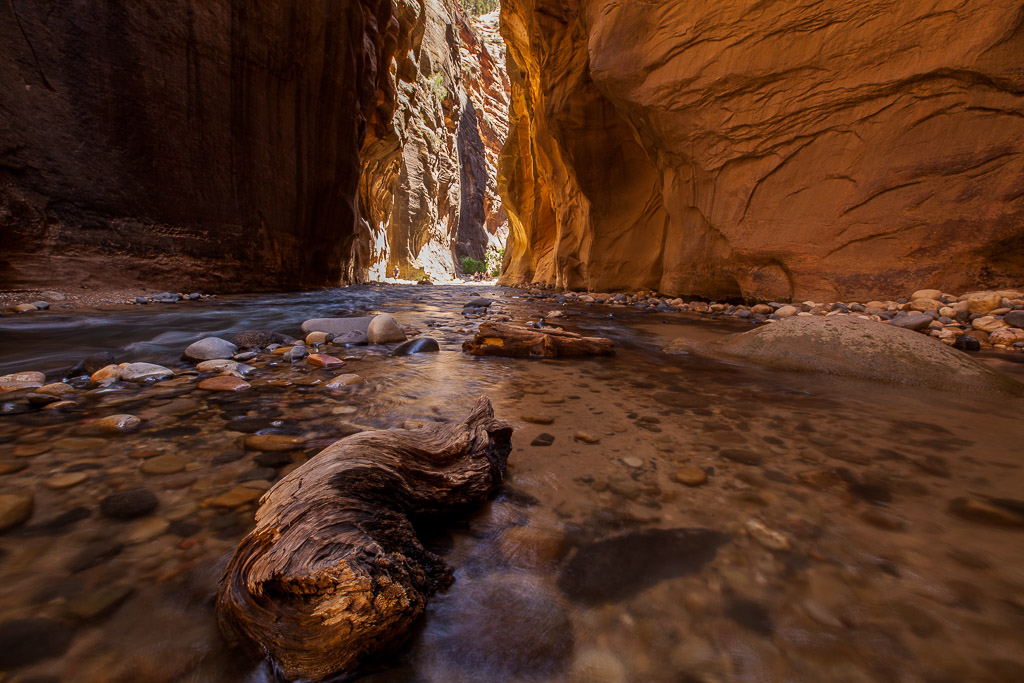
[462,322,614,358]
[216,396,513,680]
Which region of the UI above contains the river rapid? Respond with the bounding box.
[1,284,1023,682]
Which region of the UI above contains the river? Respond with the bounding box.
[1,284,1023,681]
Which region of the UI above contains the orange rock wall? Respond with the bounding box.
[498,0,1024,300]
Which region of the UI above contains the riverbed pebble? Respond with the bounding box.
[244,434,304,451]
[183,337,238,361]
[326,373,365,388]
[675,467,708,486]
[198,376,251,392]
[203,486,264,508]
[121,362,174,382]
[140,454,189,475]
[91,414,142,433]
[0,492,33,531]
[45,472,88,489]
[306,353,345,368]
[0,371,45,392]
[99,488,158,519]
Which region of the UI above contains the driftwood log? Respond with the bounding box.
[462,322,615,358]
[216,397,513,680]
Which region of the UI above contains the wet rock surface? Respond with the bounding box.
[559,528,730,604]
[498,1,1024,299]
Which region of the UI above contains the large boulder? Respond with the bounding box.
[666,316,1024,396]
[366,314,407,344]
[301,317,374,336]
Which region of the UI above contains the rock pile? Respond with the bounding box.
[517,286,1024,352]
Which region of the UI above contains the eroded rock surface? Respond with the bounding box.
[1,1,509,291]
[667,316,1024,395]
[499,0,1024,300]
[360,4,510,282]
[1,0,401,292]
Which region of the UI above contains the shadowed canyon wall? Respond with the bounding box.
[0,0,399,292]
[0,0,508,292]
[498,0,1024,301]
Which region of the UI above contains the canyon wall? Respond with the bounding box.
[0,0,399,292]
[360,4,510,282]
[0,0,508,292]
[499,0,1024,301]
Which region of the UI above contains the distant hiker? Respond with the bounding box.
[393,265,399,279]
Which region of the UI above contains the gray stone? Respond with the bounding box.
[1004,310,1024,328]
[120,363,174,382]
[367,313,407,344]
[31,301,50,310]
[333,331,368,346]
[233,329,294,349]
[666,315,1024,395]
[300,317,374,336]
[889,313,932,331]
[183,337,238,361]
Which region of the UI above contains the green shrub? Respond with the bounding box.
[427,72,446,103]
[460,256,486,274]
[461,0,500,16]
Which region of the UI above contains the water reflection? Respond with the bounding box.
[0,285,1023,682]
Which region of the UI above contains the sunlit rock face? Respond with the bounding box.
[498,0,1024,301]
[0,0,400,292]
[360,3,510,282]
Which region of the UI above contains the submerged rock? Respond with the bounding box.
[558,527,729,604]
[666,316,1024,395]
[419,574,573,680]
[233,330,294,349]
[0,617,74,669]
[391,337,440,356]
[99,488,158,519]
[66,351,116,378]
[0,492,34,532]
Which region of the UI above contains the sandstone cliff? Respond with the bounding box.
[0,0,509,292]
[0,0,400,292]
[499,0,1024,301]
[360,4,510,282]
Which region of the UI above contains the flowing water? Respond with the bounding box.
[1,284,1023,682]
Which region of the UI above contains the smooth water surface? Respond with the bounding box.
[1,284,1023,682]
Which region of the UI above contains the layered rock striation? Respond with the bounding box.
[498,0,1024,301]
[0,0,401,292]
[0,0,509,292]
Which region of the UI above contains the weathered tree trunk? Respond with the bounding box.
[462,322,615,358]
[216,397,513,681]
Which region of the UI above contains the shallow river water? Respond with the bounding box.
[1,284,1023,682]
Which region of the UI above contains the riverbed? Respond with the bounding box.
[1,284,1023,682]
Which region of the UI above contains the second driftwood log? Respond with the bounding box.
[216,397,513,680]
[462,322,615,358]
